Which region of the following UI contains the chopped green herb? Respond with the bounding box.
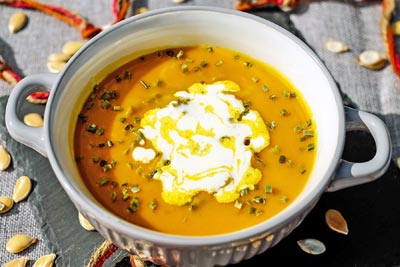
[166,50,174,57]
[103,164,112,172]
[90,93,97,100]
[279,155,286,164]
[110,181,118,188]
[98,143,105,148]
[121,182,128,186]
[267,121,277,130]
[256,209,264,216]
[86,124,96,133]
[124,71,132,80]
[134,117,141,124]
[110,160,117,167]
[140,80,150,89]
[294,124,303,133]
[280,195,289,203]
[185,58,193,63]
[122,187,130,201]
[271,145,280,154]
[122,148,130,155]
[101,92,111,100]
[92,156,99,163]
[176,50,184,59]
[96,128,104,135]
[86,102,94,109]
[99,160,107,166]
[234,200,243,209]
[154,79,162,87]
[303,129,314,137]
[115,75,122,83]
[215,60,224,66]
[113,105,121,111]
[280,109,288,116]
[286,159,295,167]
[181,63,189,73]
[243,100,251,108]
[249,206,256,214]
[240,187,249,197]
[252,196,266,204]
[234,54,240,60]
[251,76,259,83]
[200,60,208,68]
[206,46,214,52]
[243,61,253,67]
[97,177,110,186]
[111,191,117,202]
[120,117,126,123]
[130,185,140,193]
[307,143,315,151]
[262,85,269,92]
[300,164,307,175]
[107,140,113,147]
[269,94,277,100]
[126,162,133,169]
[163,159,171,166]
[305,120,312,127]
[265,185,273,194]
[78,114,87,123]
[149,199,157,211]
[101,100,110,109]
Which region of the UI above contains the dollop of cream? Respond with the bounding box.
[134,81,270,205]
[132,147,156,163]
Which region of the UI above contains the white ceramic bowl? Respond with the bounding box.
[5,7,391,267]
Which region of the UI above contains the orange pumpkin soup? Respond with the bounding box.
[73,46,316,236]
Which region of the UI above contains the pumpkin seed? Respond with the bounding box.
[8,12,27,33]
[6,234,37,253]
[33,253,56,267]
[325,209,349,235]
[48,53,71,62]
[358,50,386,70]
[3,257,28,267]
[47,61,66,73]
[0,145,11,171]
[324,39,349,53]
[62,41,84,56]
[2,71,19,86]
[13,175,32,203]
[78,212,95,231]
[0,196,14,214]
[23,113,44,127]
[297,239,326,255]
[26,92,49,105]
[392,21,400,35]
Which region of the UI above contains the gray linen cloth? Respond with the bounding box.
[0,0,398,264]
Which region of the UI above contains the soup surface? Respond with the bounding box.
[73,46,316,236]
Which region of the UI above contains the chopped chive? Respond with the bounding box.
[181,63,189,73]
[86,102,94,109]
[99,160,107,166]
[115,75,122,83]
[271,145,280,154]
[110,181,118,188]
[134,117,141,124]
[252,196,266,204]
[243,100,251,108]
[122,148,130,155]
[243,61,253,67]
[126,162,133,169]
[305,120,312,127]
[122,187,130,201]
[124,71,132,80]
[307,143,315,151]
[280,195,289,203]
[185,58,193,63]
[103,164,112,172]
[256,209,264,216]
[240,187,249,197]
[87,124,96,133]
[251,76,259,83]
[303,129,314,137]
[90,93,97,100]
[200,60,208,68]
[206,46,214,52]
[78,114,87,123]
[101,92,111,100]
[98,143,105,148]
[234,200,243,209]
[279,155,286,164]
[101,100,110,109]
[215,60,224,66]
[286,159,295,167]
[110,160,117,167]
[111,191,117,202]
[97,177,109,186]
[107,140,113,147]
[262,85,269,92]
[92,156,99,163]
[154,79,162,87]
[294,124,303,133]
[176,50,184,59]
[140,80,150,89]
[269,94,277,100]
[113,105,121,111]
[120,117,126,123]
[265,185,273,194]
[96,128,104,135]
[149,199,157,211]
[266,121,277,130]
[234,54,240,60]
[121,182,128,186]
[130,185,140,193]
[249,206,256,214]
[300,165,307,175]
[280,109,288,116]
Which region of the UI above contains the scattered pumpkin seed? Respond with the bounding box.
[0,196,14,214]
[297,238,326,255]
[47,61,66,73]
[23,113,44,127]
[6,234,37,253]
[26,92,49,105]
[325,209,349,235]
[324,39,349,53]
[0,145,11,171]
[2,71,19,86]
[8,12,27,33]
[358,50,386,70]
[48,53,71,62]
[3,257,28,267]
[78,212,95,231]
[13,175,32,203]
[62,41,84,56]
[33,253,57,267]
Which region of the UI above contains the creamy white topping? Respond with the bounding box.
[134,81,270,205]
[132,147,156,163]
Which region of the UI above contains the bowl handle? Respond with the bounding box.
[5,73,57,157]
[326,106,392,192]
